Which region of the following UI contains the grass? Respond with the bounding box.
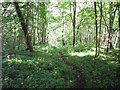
[59,43,120,88]
[2,46,75,88]
[2,43,120,88]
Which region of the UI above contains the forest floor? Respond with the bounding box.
[2,43,120,88]
[59,52,85,88]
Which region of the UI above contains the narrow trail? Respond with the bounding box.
[59,52,85,88]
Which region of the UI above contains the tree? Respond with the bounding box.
[94,2,98,56]
[106,2,117,52]
[73,1,76,47]
[61,9,65,46]
[14,2,33,52]
[98,2,102,56]
[32,3,36,46]
[118,3,120,63]
[70,1,76,47]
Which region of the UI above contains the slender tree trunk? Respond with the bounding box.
[114,29,119,48]
[73,1,76,47]
[98,2,102,56]
[62,18,65,46]
[37,3,41,45]
[14,2,33,52]
[118,5,120,63]
[104,26,107,46]
[79,32,82,42]
[33,29,35,46]
[17,36,20,50]
[41,21,44,45]
[88,27,90,43]
[0,14,2,89]
[107,31,111,52]
[94,2,98,56]
[26,3,32,46]
[13,30,16,49]
[107,2,113,52]
[76,27,79,42]
[44,5,47,44]
[33,5,35,46]
[106,2,117,52]
[40,3,47,45]
[61,8,65,46]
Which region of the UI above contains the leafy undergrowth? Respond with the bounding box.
[60,44,120,88]
[3,44,120,88]
[3,46,75,88]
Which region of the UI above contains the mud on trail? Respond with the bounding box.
[59,52,86,88]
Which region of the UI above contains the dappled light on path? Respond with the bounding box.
[69,51,95,57]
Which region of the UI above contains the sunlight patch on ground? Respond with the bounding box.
[27,60,33,62]
[91,47,96,51]
[42,46,48,50]
[69,51,95,57]
[107,61,119,65]
[7,59,12,62]
[16,59,22,63]
[100,54,107,58]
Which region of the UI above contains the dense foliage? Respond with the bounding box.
[1,1,120,89]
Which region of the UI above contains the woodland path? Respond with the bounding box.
[59,52,86,88]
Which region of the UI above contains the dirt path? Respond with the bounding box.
[59,52,85,88]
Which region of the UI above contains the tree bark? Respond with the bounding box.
[106,2,117,52]
[62,20,65,46]
[73,1,76,47]
[14,2,33,52]
[98,2,102,56]
[104,26,107,46]
[13,30,16,49]
[94,2,98,56]
[107,2,113,52]
[33,4,35,46]
[114,29,119,48]
[118,5,120,63]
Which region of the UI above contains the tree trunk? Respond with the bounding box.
[0,15,2,90]
[104,26,107,46]
[62,18,65,46]
[26,2,32,47]
[13,30,16,49]
[33,29,35,46]
[17,36,20,50]
[44,7,47,44]
[114,29,119,48]
[33,6,35,46]
[98,2,102,56]
[118,5,120,63]
[94,2,98,56]
[76,28,79,43]
[73,1,76,47]
[14,2,33,52]
[79,32,82,42]
[107,2,113,52]
[106,2,117,52]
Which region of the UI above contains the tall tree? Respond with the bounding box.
[14,2,33,52]
[32,3,36,46]
[13,29,16,49]
[40,2,47,44]
[107,2,113,52]
[73,1,76,47]
[107,2,117,52]
[118,3,120,63]
[61,9,65,46]
[94,2,98,56]
[98,2,102,56]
